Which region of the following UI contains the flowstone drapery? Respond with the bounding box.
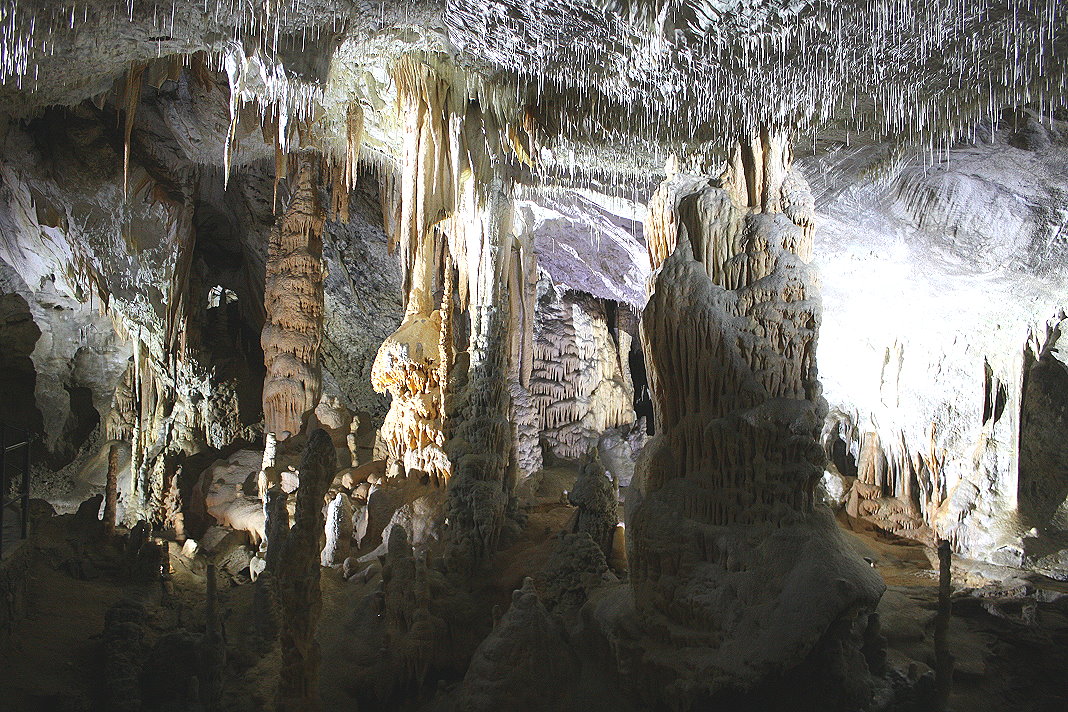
[369,56,539,567]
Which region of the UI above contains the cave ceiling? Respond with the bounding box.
[0,0,1064,183]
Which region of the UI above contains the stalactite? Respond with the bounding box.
[392,56,456,311]
[121,61,146,197]
[344,102,364,192]
[371,57,459,485]
[262,152,326,442]
[828,412,948,541]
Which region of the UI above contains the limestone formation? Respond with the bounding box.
[455,577,577,711]
[567,455,617,559]
[371,309,449,483]
[275,429,337,712]
[101,599,147,712]
[346,414,360,467]
[540,532,616,615]
[201,450,268,545]
[103,441,121,536]
[262,153,326,442]
[442,172,520,570]
[320,491,353,567]
[377,526,447,694]
[620,135,884,709]
[370,58,453,486]
[2,5,1068,712]
[530,277,635,461]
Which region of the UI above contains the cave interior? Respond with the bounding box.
[1,2,1067,711]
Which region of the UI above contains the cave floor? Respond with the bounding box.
[2,508,1067,712]
[841,519,1068,712]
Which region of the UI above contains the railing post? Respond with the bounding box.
[21,437,31,540]
[1,425,6,558]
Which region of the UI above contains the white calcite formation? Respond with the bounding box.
[530,274,636,461]
[371,310,449,482]
[369,57,454,486]
[810,118,1068,576]
[615,135,884,708]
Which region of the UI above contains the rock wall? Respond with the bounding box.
[809,114,1068,576]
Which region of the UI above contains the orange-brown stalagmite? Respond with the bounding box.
[262,153,327,442]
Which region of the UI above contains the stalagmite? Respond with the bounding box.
[568,455,617,559]
[275,429,336,712]
[321,492,353,567]
[202,564,224,711]
[375,525,446,693]
[104,442,121,536]
[617,135,884,709]
[346,415,360,468]
[258,432,278,503]
[262,153,327,442]
[251,483,289,641]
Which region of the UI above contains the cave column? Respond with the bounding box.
[440,168,522,568]
[261,152,326,443]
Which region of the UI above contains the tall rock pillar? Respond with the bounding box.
[262,153,326,442]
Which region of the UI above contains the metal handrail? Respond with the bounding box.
[0,422,34,558]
